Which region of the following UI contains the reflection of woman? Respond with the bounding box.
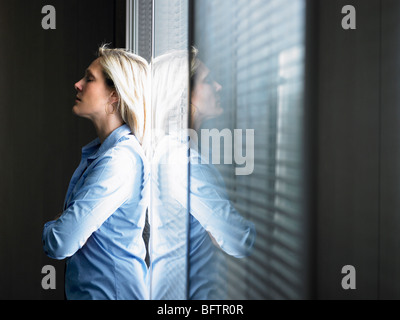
[42,46,150,300]
[150,49,255,299]
[190,56,223,131]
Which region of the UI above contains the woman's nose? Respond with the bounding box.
[214,81,222,92]
[74,79,83,91]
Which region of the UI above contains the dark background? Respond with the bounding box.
[314,0,400,299]
[1,0,400,300]
[0,0,125,299]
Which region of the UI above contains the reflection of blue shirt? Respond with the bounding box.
[42,124,149,300]
[188,145,256,299]
[150,135,256,300]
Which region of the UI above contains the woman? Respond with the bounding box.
[42,46,150,300]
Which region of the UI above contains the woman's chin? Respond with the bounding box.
[212,107,224,118]
[72,105,83,117]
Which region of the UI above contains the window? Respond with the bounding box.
[129,0,310,300]
[192,0,309,299]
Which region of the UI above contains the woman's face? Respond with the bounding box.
[191,62,223,122]
[73,58,115,120]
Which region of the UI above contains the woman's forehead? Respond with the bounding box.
[87,58,102,75]
[196,62,210,79]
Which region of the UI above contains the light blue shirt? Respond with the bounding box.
[42,124,150,300]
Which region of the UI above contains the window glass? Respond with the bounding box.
[192,0,308,299]
[131,0,309,300]
[149,0,190,300]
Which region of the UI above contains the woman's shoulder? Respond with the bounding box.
[107,134,148,168]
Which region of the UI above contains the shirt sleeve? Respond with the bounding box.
[42,152,138,260]
[188,160,256,259]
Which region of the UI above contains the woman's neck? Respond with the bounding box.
[92,115,124,144]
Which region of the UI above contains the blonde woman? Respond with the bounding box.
[42,46,150,300]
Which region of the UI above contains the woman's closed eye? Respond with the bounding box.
[204,74,214,85]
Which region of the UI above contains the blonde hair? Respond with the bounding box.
[97,45,149,144]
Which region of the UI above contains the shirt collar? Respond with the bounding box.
[82,124,133,160]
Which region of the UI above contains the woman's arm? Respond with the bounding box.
[189,161,256,259]
[42,152,138,260]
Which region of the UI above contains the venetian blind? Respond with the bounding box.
[153,0,188,56]
[193,0,310,299]
[127,0,152,62]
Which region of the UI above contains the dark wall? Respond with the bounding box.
[316,0,380,299]
[379,0,400,299]
[316,0,400,299]
[0,0,124,299]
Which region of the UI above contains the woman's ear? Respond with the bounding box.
[109,90,119,105]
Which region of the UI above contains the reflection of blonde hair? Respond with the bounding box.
[151,48,199,150]
[98,45,149,144]
[190,47,201,82]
